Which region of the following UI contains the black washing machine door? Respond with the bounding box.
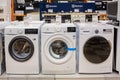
[9,36,34,62]
[83,36,111,64]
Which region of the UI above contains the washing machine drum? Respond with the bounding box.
[49,40,68,59]
[83,36,111,64]
[9,36,34,62]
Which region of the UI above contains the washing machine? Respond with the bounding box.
[113,25,120,74]
[5,21,44,74]
[76,23,114,73]
[41,23,76,74]
[0,22,10,75]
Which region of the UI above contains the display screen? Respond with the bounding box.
[25,29,38,34]
[67,27,76,32]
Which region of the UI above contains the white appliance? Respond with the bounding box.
[0,22,9,75]
[76,23,114,73]
[41,23,76,74]
[114,25,120,74]
[5,21,44,74]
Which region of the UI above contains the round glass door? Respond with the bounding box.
[9,36,34,62]
[45,35,74,64]
[49,40,68,59]
[83,36,111,64]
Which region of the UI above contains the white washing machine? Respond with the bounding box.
[41,23,76,74]
[114,25,120,74]
[76,23,114,73]
[0,22,10,75]
[5,21,44,74]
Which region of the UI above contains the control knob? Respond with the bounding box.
[95,29,99,34]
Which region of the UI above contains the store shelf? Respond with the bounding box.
[11,0,15,21]
[99,14,108,20]
[84,0,88,2]
[14,14,26,17]
[11,0,26,21]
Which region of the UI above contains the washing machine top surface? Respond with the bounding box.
[41,23,76,33]
[4,21,44,34]
[75,22,114,28]
[5,21,44,29]
[18,21,44,25]
[75,22,114,35]
[0,22,10,29]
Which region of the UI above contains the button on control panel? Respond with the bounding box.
[18,30,23,34]
[95,29,99,34]
[67,27,76,32]
[25,29,38,34]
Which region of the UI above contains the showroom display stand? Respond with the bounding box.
[0,73,120,80]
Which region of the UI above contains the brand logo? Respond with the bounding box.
[46,5,57,8]
[72,4,83,8]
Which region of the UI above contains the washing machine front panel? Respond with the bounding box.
[78,23,114,73]
[9,36,34,62]
[83,36,111,64]
[4,22,43,74]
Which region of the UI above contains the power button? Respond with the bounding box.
[95,29,99,34]
[18,30,23,34]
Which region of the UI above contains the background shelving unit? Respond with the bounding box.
[11,0,89,21]
[11,0,26,21]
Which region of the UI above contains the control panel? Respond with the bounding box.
[103,29,112,33]
[95,29,99,34]
[25,29,38,34]
[67,27,76,32]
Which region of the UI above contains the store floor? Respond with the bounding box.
[0,72,120,80]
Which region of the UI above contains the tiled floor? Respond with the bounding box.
[0,73,120,80]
